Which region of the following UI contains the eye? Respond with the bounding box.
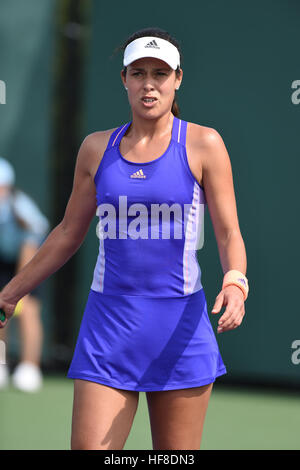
[132,72,142,76]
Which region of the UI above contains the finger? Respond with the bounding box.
[0,307,13,328]
[0,318,8,328]
[220,316,242,333]
[211,292,225,314]
[218,312,244,333]
[218,298,244,324]
[219,310,235,328]
[218,304,241,329]
[218,301,237,326]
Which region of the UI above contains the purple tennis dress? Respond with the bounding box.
[67,115,227,391]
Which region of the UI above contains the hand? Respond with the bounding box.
[0,296,18,328]
[211,285,245,333]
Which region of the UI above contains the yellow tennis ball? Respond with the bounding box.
[14,299,24,316]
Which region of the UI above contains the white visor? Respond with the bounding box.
[123,36,180,70]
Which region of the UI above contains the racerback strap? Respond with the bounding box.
[175,117,187,146]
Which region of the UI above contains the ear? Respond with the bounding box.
[120,69,126,88]
[176,68,183,89]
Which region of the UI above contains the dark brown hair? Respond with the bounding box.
[115,27,183,117]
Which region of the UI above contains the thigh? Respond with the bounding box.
[146,383,213,450]
[17,295,41,318]
[71,379,139,450]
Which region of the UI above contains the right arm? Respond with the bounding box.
[0,133,103,326]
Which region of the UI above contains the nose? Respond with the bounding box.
[143,80,155,91]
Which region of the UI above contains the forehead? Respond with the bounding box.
[128,57,171,70]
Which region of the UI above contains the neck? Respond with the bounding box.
[126,112,174,140]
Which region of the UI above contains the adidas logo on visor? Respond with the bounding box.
[130,169,146,179]
[145,39,160,49]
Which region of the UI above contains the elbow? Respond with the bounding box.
[219,228,242,246]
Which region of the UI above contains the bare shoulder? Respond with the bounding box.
[186,121,229,170]
[185,121,224,187]
[187,121,224,150]
[77,127,119,180]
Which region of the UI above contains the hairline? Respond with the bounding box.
[128,65,172,71]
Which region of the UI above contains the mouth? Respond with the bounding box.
[141,97,158,107]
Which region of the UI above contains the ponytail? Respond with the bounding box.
[171,96,180,117]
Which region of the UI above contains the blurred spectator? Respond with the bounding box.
[0,157,49,392]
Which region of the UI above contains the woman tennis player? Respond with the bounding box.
[0,27,249,450]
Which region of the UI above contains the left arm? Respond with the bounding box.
[200,127,247,333]
[14,240,41,309]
